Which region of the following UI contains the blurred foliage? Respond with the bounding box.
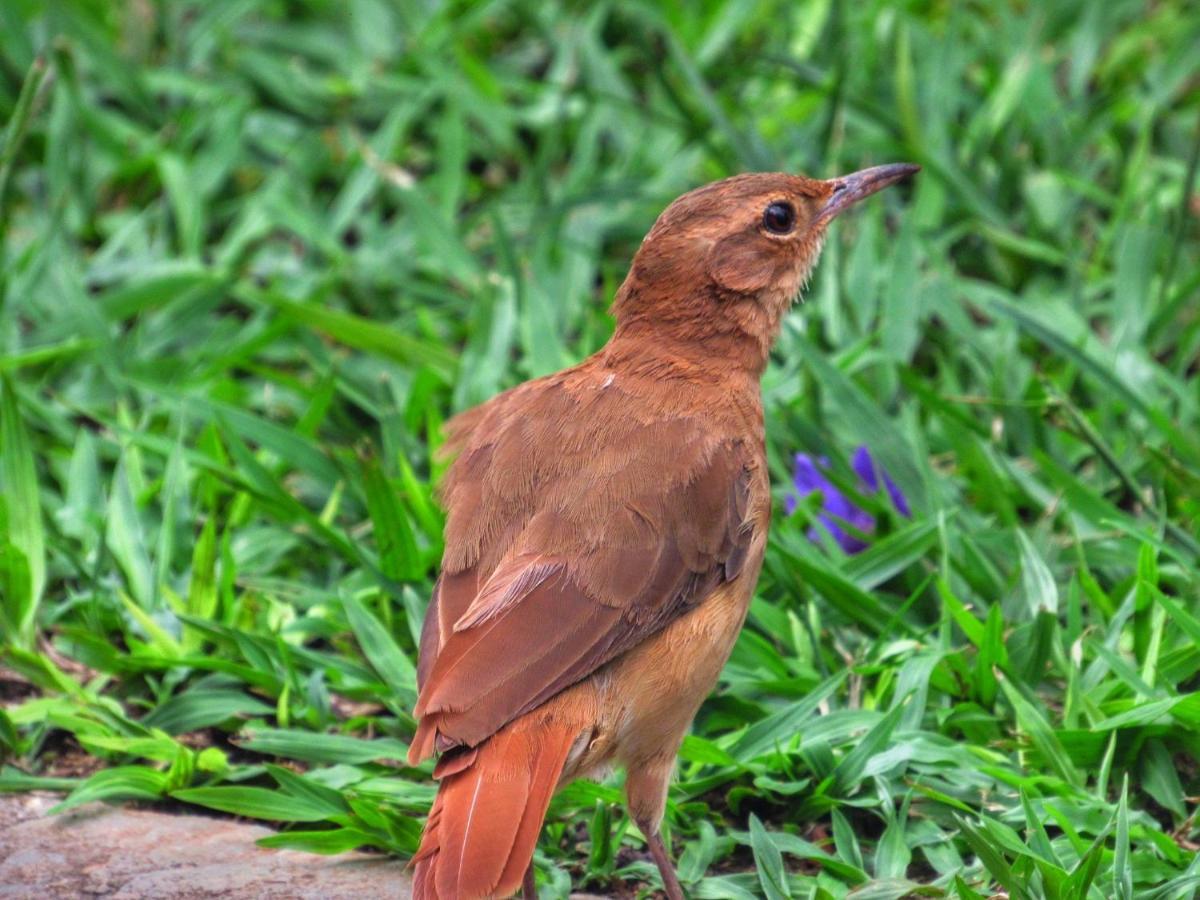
[1,0,1199,896]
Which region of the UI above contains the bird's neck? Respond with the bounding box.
[603,314,772,384]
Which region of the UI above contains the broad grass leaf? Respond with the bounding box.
[954,814,1031,900]
[840,518,939,591]
[360,455,421,582]
[731,671,847,761]
[1113,776,1132,900]
[0,765,78,792]
[96,262,221,321]
[143,687,274,734]
[266,764,350,816]
[829,703,906,795]
[50,766,169,813]
[1139,739,1186,821]
[239,286,456,380]
[937,577,984,646]
[831,807,864,871]
[998,675,1082,788]
[1016,530,1058,618]
[342,593,417,705]
[256,828,376,854]
[235,728,408,765]
[0,377,43,642]
[172,786,333,822]
[107,455,154,610]
[748,814,791,900]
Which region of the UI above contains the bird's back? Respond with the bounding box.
[413,354,765,756]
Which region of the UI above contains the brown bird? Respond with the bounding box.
[408,163,918,899]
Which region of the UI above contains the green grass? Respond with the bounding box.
[1,1,1199,897]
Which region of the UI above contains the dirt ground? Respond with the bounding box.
[0,793,411,898]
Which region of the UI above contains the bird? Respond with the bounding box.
[407,162,919,899]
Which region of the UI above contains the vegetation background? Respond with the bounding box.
[1,1,1198,897]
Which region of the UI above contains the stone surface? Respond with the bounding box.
[0,793,411,898]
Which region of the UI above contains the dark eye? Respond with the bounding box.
[762,201,796,235]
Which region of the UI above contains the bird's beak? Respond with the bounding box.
[818,163,920,222]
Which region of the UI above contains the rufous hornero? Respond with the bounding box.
[409,163,919,899]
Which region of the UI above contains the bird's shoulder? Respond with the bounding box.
[439,358,764,576]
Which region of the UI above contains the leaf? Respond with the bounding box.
[234,728,408,765]
[96,262,222,321]
[0,707,18,753]
[830,701,906,794]
[157,152,204,256]
[998,674,1082,788]
[1015,790,1055,865]
[0,765,79,792]
[977,603,1006,707]
[1016,530,1058,617]
[119,591,182,659]
[342,593,417,705]
[831,807,864,872]
[1113,776,1132,900]
[954,814,1030,900]
[0,55,49,227]
[256,828,376,855]
[781,549,915,636]
[0,377,44,644]
[748,814,791,900]
[1062,814,1115,900]
[172,786,333,822]
[107,455,154,610]
[238,285,456,380]
[187,516,219,623]
[50,766,169,813]
[874,800,912,880]
[937,577,984,646]
[841,517,940,590]
[587,800,614,874]
[975,288,1200,465]
[266,764,350,816]
[731,671,847,761]
[360,455,421,582]
[1139,739,1186,821]
[77,731,187,764]
[143,687,274,734]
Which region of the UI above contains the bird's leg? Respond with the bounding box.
[626,757,685,900]
[522,862,537,899]
[643,827,685,900]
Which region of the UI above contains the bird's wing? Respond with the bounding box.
[409,370,756,761]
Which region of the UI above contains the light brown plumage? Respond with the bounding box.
[409,165,917,898]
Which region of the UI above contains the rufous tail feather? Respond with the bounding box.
[411,720,578,899]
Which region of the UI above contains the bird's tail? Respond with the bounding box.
[411,719,580,900]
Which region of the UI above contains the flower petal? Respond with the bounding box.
[792,453,833,495]
[882,471,911,517]
[851,445,879,491]
[851,444,911,518]
[817,507,875,554]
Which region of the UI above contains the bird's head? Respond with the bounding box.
[611,165,918,373]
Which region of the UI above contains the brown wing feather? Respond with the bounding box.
[416,568,478,690]
[410,365,756,762]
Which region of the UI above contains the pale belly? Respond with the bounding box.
[560,549,763,781]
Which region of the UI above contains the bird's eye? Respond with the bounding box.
[762,201,797,235]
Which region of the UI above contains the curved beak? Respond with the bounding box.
[818,163,920,222]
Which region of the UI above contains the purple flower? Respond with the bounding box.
[785,446,910,553]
